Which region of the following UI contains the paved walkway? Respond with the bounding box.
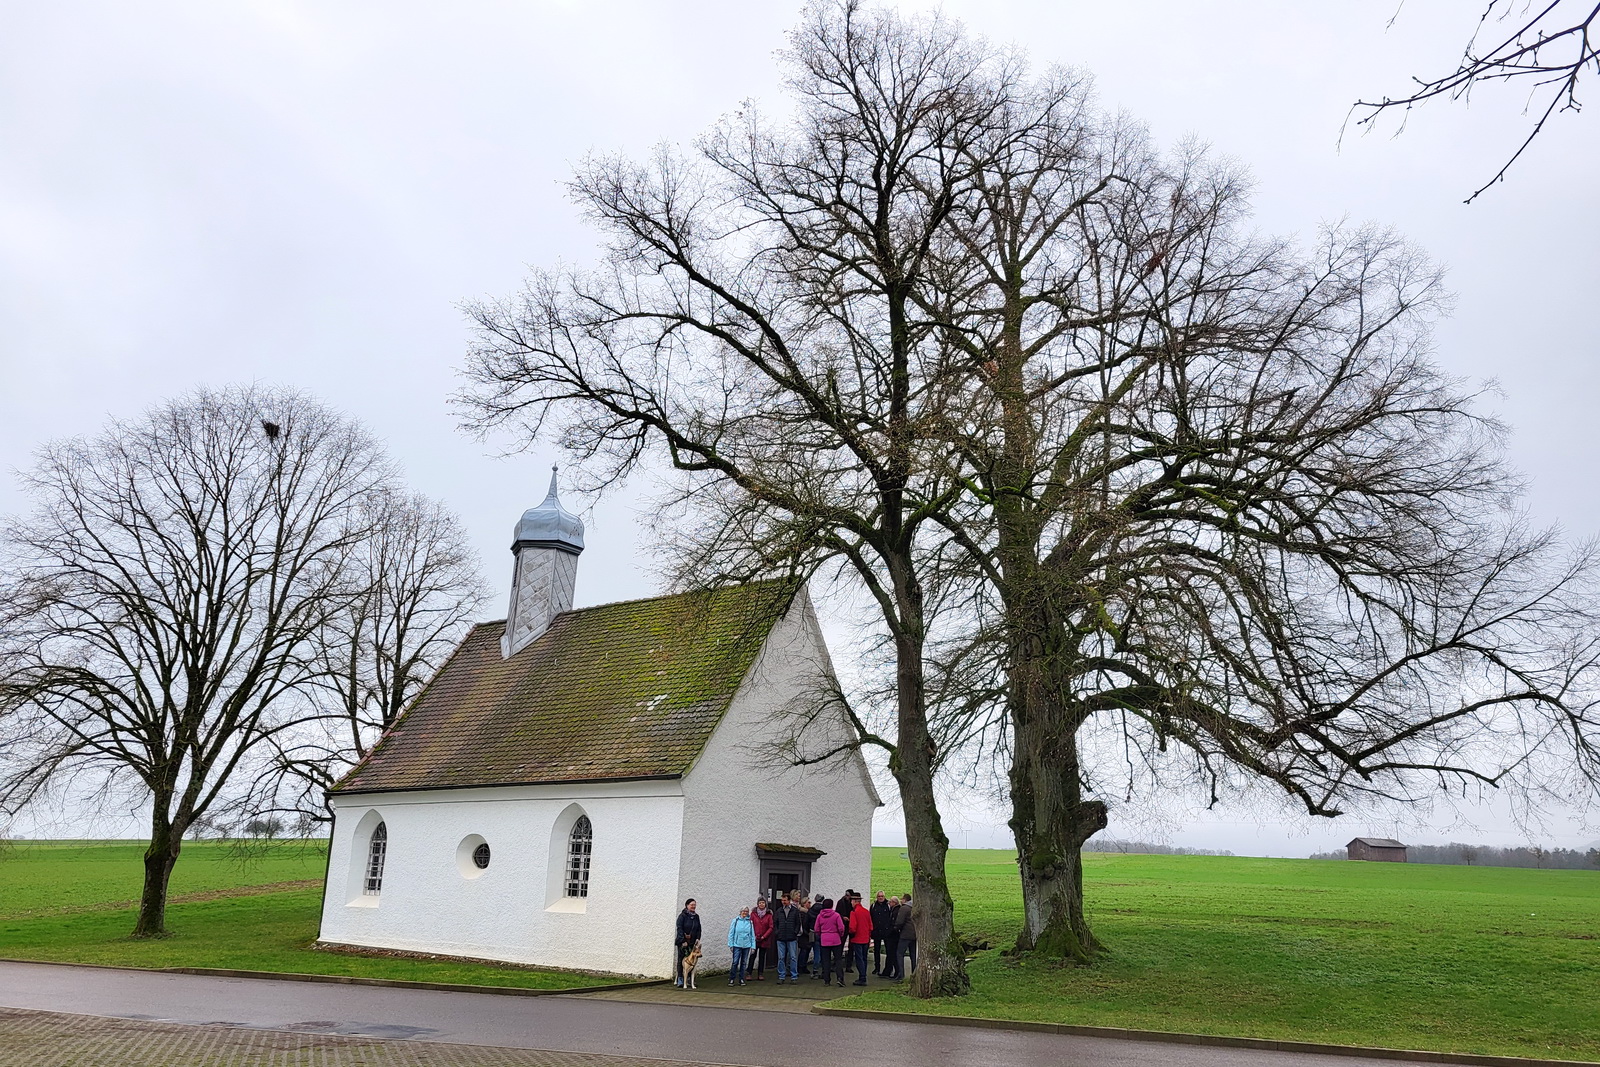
[0,1006,706,1066]
[0,960,1470,1067]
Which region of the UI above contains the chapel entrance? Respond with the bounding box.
[755,843,824,901]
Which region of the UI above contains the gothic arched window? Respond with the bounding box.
[364,822,388,896]
[564,815,592,898]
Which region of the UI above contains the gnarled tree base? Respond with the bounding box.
[1011,788,1107,965]
[912,938,973,997]
[1014,910,1104,965]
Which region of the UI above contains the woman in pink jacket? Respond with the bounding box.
[812,897,847,986]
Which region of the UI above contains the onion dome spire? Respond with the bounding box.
[512,465,585,554]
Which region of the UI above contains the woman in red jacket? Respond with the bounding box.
[847,891,873,985]
[750,897,776,980]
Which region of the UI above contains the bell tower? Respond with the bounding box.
[502,467,584,657]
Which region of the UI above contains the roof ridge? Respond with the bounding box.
[469,576,799,630]
[560,576,798,617]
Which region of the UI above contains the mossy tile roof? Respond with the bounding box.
[333,580,797,794]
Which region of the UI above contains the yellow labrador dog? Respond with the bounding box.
[680,939,703,989]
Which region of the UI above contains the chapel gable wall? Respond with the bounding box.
[675,587,879,971]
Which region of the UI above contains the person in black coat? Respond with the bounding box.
[893,893,916,977]
[796,895,814,974]
[807,896,827,978]
[869,891,893,975]
[882,896,903,979]
[838,891,855,972]
[674,898,701,987]
[771,894,805,983]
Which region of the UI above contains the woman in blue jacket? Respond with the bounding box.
[727,906,756,986]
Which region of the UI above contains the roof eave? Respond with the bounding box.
[330,772,685,797]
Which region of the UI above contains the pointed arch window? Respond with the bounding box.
[564,815,592,898]
[364,822,388,895]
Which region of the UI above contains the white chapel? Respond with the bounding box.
[316,474,880,977]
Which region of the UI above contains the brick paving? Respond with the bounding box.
[0,1007,715,1067]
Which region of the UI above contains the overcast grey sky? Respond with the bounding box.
[2,1,1595,853]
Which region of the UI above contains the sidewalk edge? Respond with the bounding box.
[0,956,666,997]
[808,1005,1596,1067]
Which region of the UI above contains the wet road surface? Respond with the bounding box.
[0,960,1455,1067]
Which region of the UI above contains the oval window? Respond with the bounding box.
[456,834,491,878]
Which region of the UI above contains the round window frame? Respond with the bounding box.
[455,834,491,880]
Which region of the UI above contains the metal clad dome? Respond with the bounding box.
[512,468,584,553]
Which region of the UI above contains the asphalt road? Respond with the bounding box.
[0,960,1438,1067]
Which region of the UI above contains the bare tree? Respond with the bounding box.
[461,1,1014,997]
[261,490,485,817]
[713,4,1600,962]
[923,120,1600,961]
[1351,1,1600,201]
[0,385,436,937]
[463,0,1600,981]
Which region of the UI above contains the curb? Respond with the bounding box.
[0,956,667,998]
[163,966,668,997]
[809,1005,1598,1067]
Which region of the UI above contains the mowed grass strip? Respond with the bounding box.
[0,840,613,990]
[855,847,1600,1061]
[4,840,1595,1057]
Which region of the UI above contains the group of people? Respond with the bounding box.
[673,890,917,988]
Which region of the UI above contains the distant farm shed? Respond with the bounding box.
[1347,837,1408,862]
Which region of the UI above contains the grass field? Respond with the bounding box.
[1,840,1595,1059]
[861,847,1600,1061]
[0,840,611,989]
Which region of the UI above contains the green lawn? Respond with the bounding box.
[0,840,612,990]
[3,840,1595,1059]
[853,847,1600,1061]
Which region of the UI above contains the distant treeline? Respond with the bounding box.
[1087,838,1236,857]
[1310,842,1600,869]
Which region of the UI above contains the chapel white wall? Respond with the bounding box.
[676,587,880,971]
[318,780,683,977]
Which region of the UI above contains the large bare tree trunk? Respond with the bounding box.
[892,634,970,996]
[1007,700,1105,961]
[992,351,1108,961]
[871,549,970,997]
[132,808,184,938]
[993,449,1107,962]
